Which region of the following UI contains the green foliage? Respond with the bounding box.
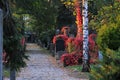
[4,33,28,71]
[1,0,28,71]
[39,29,55,44]
[57,4,75,28]
[97,23,120,50]
[15,0,75,40]
[3,68,9,77]
[16,0,59,34]
[89,1,120,50]
[67,65,82,71]
[89,1,120,80]
[90,49,120,80]
[60,0,74,10]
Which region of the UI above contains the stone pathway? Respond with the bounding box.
[5,43,89,80]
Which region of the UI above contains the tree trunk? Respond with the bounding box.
[82,0,90,72]
[0,9,3,80]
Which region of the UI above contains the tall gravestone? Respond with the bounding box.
[55,38,65,60]
[55,38,65,52]
[0,9,3,80]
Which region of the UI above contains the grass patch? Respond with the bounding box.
[3,68,9,77]
[66,65,82,71]
[66,64,98,71]
[66,64,98,79]
[66,65,90,79]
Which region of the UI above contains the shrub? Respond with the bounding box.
[61,34,98,66]
[90,49,120,80]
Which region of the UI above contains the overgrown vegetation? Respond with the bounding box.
[1,0,120,79]
[60,0,120,80]
[89,1,120,80]
[90,49,120,80]
[0,0,28,71]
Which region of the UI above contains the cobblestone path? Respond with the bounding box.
[5,43,88,80]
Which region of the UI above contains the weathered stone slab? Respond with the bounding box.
[55,51,66,60]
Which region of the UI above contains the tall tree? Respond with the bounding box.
[82,0,90,72]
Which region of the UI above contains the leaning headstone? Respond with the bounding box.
[55,38,65,60]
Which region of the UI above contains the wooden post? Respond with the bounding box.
[82,0,90,72]
[0,9,3,80]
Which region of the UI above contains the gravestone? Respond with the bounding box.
[55,38,65,60]
[55,38,65,52]
[50,43,55,56]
